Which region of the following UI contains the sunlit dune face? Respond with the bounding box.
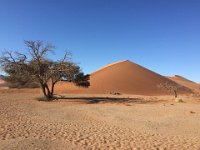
[55,60,192,95]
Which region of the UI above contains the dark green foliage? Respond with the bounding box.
[74,73,90,87]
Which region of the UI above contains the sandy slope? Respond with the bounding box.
[0,79,4,84]
[0,61,193,96]
[55,60,192,95]
[168,75,200,94]
[0,92,200,149]
[0,79,6,87]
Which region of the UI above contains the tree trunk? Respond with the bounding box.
[45,84,53,99]
[51,82,55,96]
[174,90,177,98]
[41,84,47,97]
[40,83,53,100]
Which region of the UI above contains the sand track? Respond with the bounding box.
[0,93,200,149]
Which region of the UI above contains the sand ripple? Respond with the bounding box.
[0,93,200,149]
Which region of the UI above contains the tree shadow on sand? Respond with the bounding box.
[53,95,167,105]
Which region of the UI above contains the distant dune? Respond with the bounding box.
[0,78,6,87]
[0,61,195,96]
[168,75,200,94]
[55,60,192,95]
[0,79,4,84]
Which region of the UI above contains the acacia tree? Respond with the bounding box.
[157,81,181,98]
[0,40,90,99]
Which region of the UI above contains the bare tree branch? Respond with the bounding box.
[0,40,90,100]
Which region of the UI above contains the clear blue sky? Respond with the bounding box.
[0,0,199,82]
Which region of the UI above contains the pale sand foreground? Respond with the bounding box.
[0,93,200,149]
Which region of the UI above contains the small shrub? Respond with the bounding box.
[175,98,184,103]
[190,111,195,114]
[110,91,121,95]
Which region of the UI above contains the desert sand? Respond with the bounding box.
[0,60,194,96]
[0,78,8,90]
[0,78,5,86]
[55,60,192,95]
[0,91,200,149]
[169,75,200,94]
[0,60,200,149]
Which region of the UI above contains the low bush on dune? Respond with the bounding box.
[8,82,40,89]
[110,91,121,95]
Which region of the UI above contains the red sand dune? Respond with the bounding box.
[168,75,200,94]
[0,78,6,87]
[55,60,192,95]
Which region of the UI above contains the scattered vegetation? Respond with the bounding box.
[190,111,195,114]
[0,40,90,100]
[8,82,40,88]
[110,91,121,95]
[175,98,184,103]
